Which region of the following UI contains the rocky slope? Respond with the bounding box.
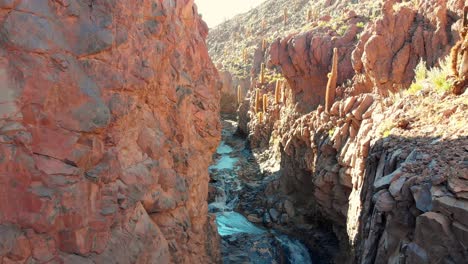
[0,0,221,263]
[209,0,468,263]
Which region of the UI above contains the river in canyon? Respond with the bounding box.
[208,117,314,264]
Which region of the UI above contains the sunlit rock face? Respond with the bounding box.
[0,0,221,263]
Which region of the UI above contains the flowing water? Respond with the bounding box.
[209,119,313,264]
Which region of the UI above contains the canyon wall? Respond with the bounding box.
[0,0,221,263]
[235,0,467,263]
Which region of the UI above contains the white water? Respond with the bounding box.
[275,233,313,264]
[216,211,265,236]
[209,139,313,264]
[210,155,238,170]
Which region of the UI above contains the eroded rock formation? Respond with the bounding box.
[352,0,463,95]
[224,0,468,263]
[0,0,221,263]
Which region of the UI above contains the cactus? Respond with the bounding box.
[262,18,267,30]
[262,39,267,52]
[260,63,266,84]
[325,48,338,112]
[255,89,260,113]
[257,112,264,123]
[282,81,287,104]
[263,94,268,113]
[283,8,288,25]
[307,9,312,21]
[275,80,282,104]
[237,85,242,105]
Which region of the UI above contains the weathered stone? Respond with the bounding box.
[374,168,404,191]
[388,176,407,200]
[452,221,468,250]
[269,208,280,223]
[413,212,465,263]
[283,200,295,218]
[405,242,429,264]
[410,183,433,212]
[0,0,221,262]
[433,196,468,224]
[374,190,395,212]
[351,95,374,120]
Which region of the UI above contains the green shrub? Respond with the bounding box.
[427,56,453,94]
[407,56,453,95]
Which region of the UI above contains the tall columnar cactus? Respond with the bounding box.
[262,18,267,30]
[260,63,266,84]
[282,81,287,104]
[275,80,282,104]
[262,39,267,52]
[307,9,312,21]
[255,89,260,113]
[237,85,242,105]
[258,112,264,123]
[284,8,288,25]
[325,48,338,112]
[263,94,268,113]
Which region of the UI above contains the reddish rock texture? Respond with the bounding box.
[218,70,249,114]
[268,12,366,113]
[267,0,465,109]
[0,0,221,263]
[264,92,468,263]
[352,0,464,95]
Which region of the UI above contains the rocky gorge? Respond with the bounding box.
[209,0,468,263]
[0,0,467,263]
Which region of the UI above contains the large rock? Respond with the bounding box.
[0,0,221,263]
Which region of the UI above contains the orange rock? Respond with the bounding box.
[0,0,221,262]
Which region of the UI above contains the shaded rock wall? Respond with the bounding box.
[0,0,221,263]
[266,93,468,263]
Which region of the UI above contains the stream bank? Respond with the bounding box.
[208,116,315,264]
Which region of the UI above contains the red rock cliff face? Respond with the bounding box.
[352,0,464,95]
[0,0,221,263]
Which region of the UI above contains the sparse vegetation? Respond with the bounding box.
[378,119,395,138]
[408,56,454,95]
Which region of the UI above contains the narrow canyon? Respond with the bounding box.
[0,0,467,264]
